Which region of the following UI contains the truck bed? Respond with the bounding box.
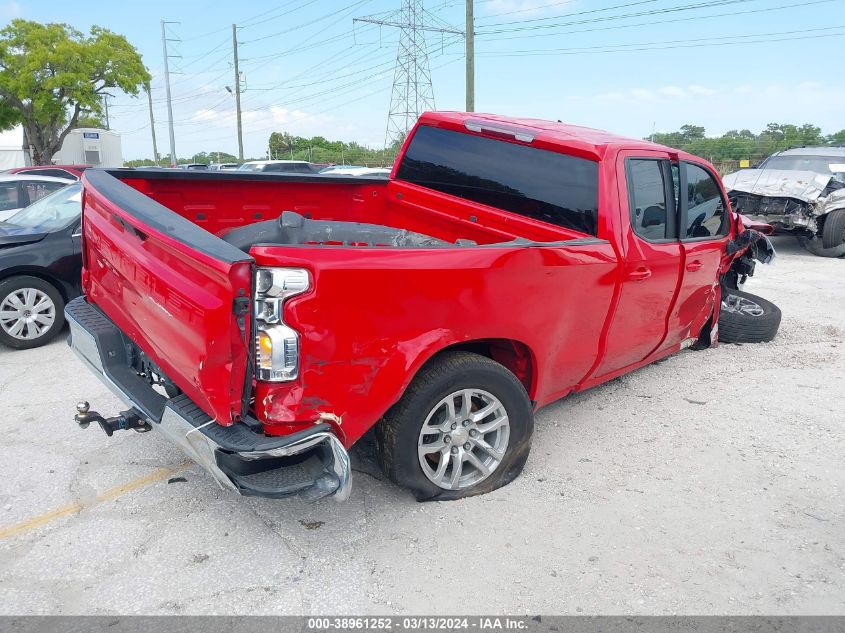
[106,168,582,247]
[80,168,614,433]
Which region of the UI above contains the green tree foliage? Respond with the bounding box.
[650,122,840,167]
[0,20,150,164]
[77,113,106,129]
[267,131,402,166]
[125,151,240,168]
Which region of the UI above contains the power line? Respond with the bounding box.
[241,0,361,45]
[477,0,757,33]
[476,0,661,23]
[355,0,462,147]
[478,0,836,42]
[477,24,845,56]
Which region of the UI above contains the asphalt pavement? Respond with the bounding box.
[0,236,842,615]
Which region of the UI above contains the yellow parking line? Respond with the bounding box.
[0,462,190,540]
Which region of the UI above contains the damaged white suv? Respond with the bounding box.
[723,147,845,257]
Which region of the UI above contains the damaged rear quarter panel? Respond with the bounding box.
[249,241,618,446]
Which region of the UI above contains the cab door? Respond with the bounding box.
[658,161,731,352]
[593,151,683,378]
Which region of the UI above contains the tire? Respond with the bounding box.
[0,276,65,350]
[801,235,845,258]
[718,289,781,344]
[375,351,534,501]
[821,209,845,249]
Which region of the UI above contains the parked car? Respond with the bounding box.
[181,163,209,171]
[319,166,391,177]
[238,160,322,174]
[3,164,90,181]
[0,174,74,222]
[209,163,241,171]
[0,182,82,349]
[67,112,774,503]
[723,146,845,257]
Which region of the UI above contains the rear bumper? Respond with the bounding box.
[65,296,351,502]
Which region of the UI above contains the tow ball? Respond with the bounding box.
[74,401,152,436]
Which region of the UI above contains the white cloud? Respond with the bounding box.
[553,82,845,139]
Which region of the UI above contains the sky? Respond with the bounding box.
[2,0,843,161]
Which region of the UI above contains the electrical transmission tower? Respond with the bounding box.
[354,1,462,149]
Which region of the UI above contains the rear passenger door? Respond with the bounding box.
[594,151,683,377]
[665,161,731,346]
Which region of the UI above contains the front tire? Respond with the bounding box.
[376,352,534,501]
[821,209,845,249]
[718,289,781,344]
[0,276,65,350]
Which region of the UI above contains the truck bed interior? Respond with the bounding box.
[107,169,583,250]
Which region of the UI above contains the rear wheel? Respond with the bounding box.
[718,289,781,344]
[376,352,534,501]
[0,276,65,350]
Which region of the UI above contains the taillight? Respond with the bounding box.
[254,268,309,382]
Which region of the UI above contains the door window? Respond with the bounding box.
[0,183,19,211]
[23,181,67,205]
[682,163,727,239]
[626,159,672,241]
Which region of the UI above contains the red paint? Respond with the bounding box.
[79,112,744,446]
[81,183,253,425]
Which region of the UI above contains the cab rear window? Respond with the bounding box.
[396,125,599,236]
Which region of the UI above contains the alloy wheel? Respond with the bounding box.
[417,388,510,490]
[721,293,765,317]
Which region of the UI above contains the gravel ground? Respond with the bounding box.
[0,236,842,615]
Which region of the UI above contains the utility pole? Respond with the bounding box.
[161,20,178,166]
[355,1,462,148]
[146,86,160,164]
[232,24,244,162]
[147,85,158,165]
[102,95,111,130]
[465,0,474,112]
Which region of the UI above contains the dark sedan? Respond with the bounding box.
[0,182,82,349]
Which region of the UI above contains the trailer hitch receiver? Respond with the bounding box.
[74,401,151,436]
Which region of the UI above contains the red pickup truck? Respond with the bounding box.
[67,112,772,502]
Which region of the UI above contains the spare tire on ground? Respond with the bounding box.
[718,289,782,344]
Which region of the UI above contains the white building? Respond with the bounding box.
[53,127,123,167]
[0,125,124,169]
[0,125,28,170]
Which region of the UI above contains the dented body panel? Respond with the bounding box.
[723,168,845,237]
[77,112,742,455]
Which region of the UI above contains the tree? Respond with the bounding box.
[268,131,296,158]
[0,20,150,164]
[828,129,845,145]
[77,113,106,128]
[679,124,705,142]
